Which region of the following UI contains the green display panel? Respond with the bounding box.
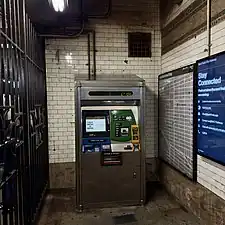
[110,110,136,142]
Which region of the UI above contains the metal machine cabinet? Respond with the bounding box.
[75,78,146,210]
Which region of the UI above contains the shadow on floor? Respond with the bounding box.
[37,184,202,225]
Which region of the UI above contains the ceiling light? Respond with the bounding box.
[49,0,68,12]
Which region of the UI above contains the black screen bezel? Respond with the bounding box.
[82,110,110,138]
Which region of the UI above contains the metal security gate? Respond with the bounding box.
[0,1,49,225]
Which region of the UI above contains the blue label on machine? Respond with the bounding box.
[197,53,225,165]
[82,137,111,153]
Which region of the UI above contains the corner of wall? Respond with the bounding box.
[160,161,225,224]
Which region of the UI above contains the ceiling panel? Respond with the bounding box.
[26,0,110,29]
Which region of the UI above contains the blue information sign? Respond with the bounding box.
[197,52,225,165]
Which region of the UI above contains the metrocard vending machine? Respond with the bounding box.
[75,79,145,210]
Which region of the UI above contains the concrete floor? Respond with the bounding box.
[37,187,202,225]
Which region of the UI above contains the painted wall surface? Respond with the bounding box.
[45,0,161,188]
[163,0,195,27]
[161,1,225,201]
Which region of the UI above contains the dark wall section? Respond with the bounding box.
[161,0,225,54]
[160,161,225,225]
[49,163,75,189]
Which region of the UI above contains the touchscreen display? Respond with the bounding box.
[86,117,106,132]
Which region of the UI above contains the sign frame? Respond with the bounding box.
[194,50,225,167]
[159,64,197,182]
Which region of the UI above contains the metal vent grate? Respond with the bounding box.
[128,32,151,58]
[113,214,137,224]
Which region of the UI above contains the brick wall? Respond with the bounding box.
[45,0,161,188]
[161,0,225,203]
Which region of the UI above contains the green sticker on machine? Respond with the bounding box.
[110,110,136,142]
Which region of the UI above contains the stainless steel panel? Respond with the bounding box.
[80,87,141,101]
[81,100,140,107]
[76,80,145,88]
[140,86,146,203]
[81,152,141,208]
[75,87,82,209]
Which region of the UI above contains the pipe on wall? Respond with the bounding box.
[39,0,96,81]
[42,29,96,81]
[207,0,212,56]
[92,30,96,80]
[87,33,91,80]
[39,0,111,81]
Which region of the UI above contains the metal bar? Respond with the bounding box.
[8,0,14,122]
[0,31,25,54]
[42,40,50,189]
[17,4,26,225]
[207,0,211,56]
[75,86,83,211]
[12,0,17,45]
[87,33,91,80]
[17,0,22,49]
[26,55,44,72]
[22,1,32,224]
[13,2,23,224]
[140,84,146,204]
[8,0,13,40]
[92,31,96,80]
[2,0,10,113]
[13,0,19,113]
[0,42,3,117]
[16,1,26,225]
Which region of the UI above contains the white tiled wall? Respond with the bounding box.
[45,0,161,164]
[162,20,225,200]
[46,36,88,163]
[198,156,225,200]
[162,31,208,73]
